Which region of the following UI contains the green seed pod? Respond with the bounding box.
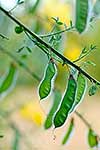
[44,90,61,129]
[39,61,56,100]
[70,73,87,113]
[88,129,98,148]
[0,63,17,96]
[54,74,77,128]
[75,0,89,33]
[62,118,74,145]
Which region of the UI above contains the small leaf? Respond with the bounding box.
[62,118,74,145]
[17,0,24,4]
[15,26,24,34]
[51,17,59,23]
[12,129,20,150]
[89,84,97,96]
[88,129,98,148]
[39,61,56,100]
[17,46,24,53]
[44,90,62,129]
[21,54,27,59]
[0,63,17,97]
[57,21,63,25]
[84,61,96,67]
[70,20,73,27]
[75,0,89,33]
[26,47,32,53]
[0,135,4,138]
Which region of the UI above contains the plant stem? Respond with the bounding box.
[40,26,74,38]
[75,111,100,141]
[0,46,40,81]
[0,6,100,85]
[0,33,9,40]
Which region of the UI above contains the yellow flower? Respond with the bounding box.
[63,31,82,61]
[20,101,45,126]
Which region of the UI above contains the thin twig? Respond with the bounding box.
[40,26,74,38]
[0,33,9,40]
[75,111,100,141]
[0,6,100,85]
[0,46,40,81]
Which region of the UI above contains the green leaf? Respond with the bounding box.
[12,129,20,150]
[62,118,74,145]
[26,47,32,53]
[17,0,24,5]
[84,61,96,67]
[0,63,17,96]
[75,0,89,33]
[88,129,98,148]
[39,61,56,100]
[44,90,62,129]
[17,46,24,53]
[54,74,77,128]
[57,21,63,25]
[0,135,4,138]
[89,84,97,96]
[15,26,24,34]
[70,73,87,113]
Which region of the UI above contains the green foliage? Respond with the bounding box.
[15,26,24,34]
[12,129,20,150]
[39,61,56,100]
[89,84,97,96]
[44,90,62,129]
[62,118,74,145]
[88,129,98,148]
[0,63,17,96]
[0,135,4,138]
[17,0,24,5]
[70,73,87,112]
[75,0,89,33]
[54,74,77,128]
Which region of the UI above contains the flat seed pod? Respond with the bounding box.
[0,63,17,97]
[88,129,98,148]
[54,74,77,128]
[70,73,87,113]
[39,61,56,100]
[44,90,62,129]
[75,0,89,33]
[62,118,74,145]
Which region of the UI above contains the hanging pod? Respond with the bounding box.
[54,74,77,128]
[75,0,89,33]
[70,73,87,113]
[0,63,17,96]
[44,90,62,129]
[39,61,57,100]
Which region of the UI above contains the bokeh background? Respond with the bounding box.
[0,0,100,149]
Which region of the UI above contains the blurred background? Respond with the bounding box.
[0,0,100,149]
